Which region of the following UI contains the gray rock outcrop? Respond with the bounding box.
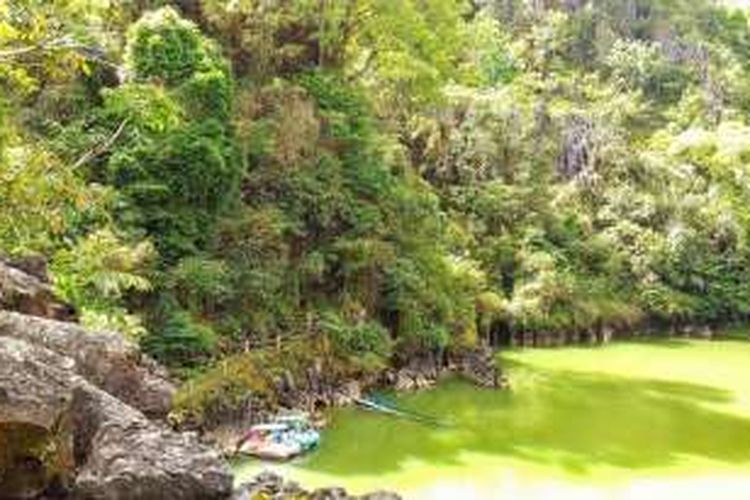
[0,330,232,500]
[72,385,232,500]
[0,311,174,419]
[0,315,232,499]
[0,260,74,321]
[232,472,401,500]
[0,336,76,498]
[451,345,505,389]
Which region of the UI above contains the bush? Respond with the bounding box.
[126,7,208,85]
[177,69,233,122]
[171,351,274,428]
[320,311,392,360]
[142,309,218,368]
[51,229,154,339]
[168,257,232,313]
[102,10,240,262]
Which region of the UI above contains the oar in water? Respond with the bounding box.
[374,394,452,427]
[353,396,450,427]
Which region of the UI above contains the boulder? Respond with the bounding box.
[0,311,174,419]
[452,345,501,389]
[392,369,436,392]
[332,380,362,406]
[232,472,401,500]
[413,373,434,390]
[0,324,233,499]
[0,260,74,321]
[232,471,301,500]
[0,336,76,498]
[357,493,402,500]
[73,387,232,500]
[387,352,443,392]
[311,487,350,500]
[394,370,416,392]
[2,255,49,282]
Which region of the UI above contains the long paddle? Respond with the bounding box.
[353,396,450,427]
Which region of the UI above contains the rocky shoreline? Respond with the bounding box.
[233,472,400,500]
[0,259,499,499]
[0,302,402,500]
[202,345,506,457]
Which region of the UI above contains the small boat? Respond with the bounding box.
[236,414,320,460]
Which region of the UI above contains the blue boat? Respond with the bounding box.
[237,413,320,460]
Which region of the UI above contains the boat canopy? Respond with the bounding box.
[251,423,289,432]
[275,415,308,423]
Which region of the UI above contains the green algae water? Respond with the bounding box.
[234,339,750,499]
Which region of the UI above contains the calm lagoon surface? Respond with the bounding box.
[234,339,750,499]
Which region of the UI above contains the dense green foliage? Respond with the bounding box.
[5,0,750,402]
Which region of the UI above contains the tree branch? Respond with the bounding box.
[72,119,128,171]
[0,36,119,68]
[0,36,74,60]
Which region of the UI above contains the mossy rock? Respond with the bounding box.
[0,421,73,498]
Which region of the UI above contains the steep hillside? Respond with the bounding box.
[3,0,750,422]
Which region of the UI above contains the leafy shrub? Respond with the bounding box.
[320,310,392,360]
[168,257,232,313]
[79,308,148,340]
[142,309,218,368]
[103,9,240,262]
[177,69,233,122]
[170,351,274,428]
[126,7,209,85]
[52,229,153,301]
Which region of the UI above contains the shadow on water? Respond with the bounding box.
[299,362,750,478]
